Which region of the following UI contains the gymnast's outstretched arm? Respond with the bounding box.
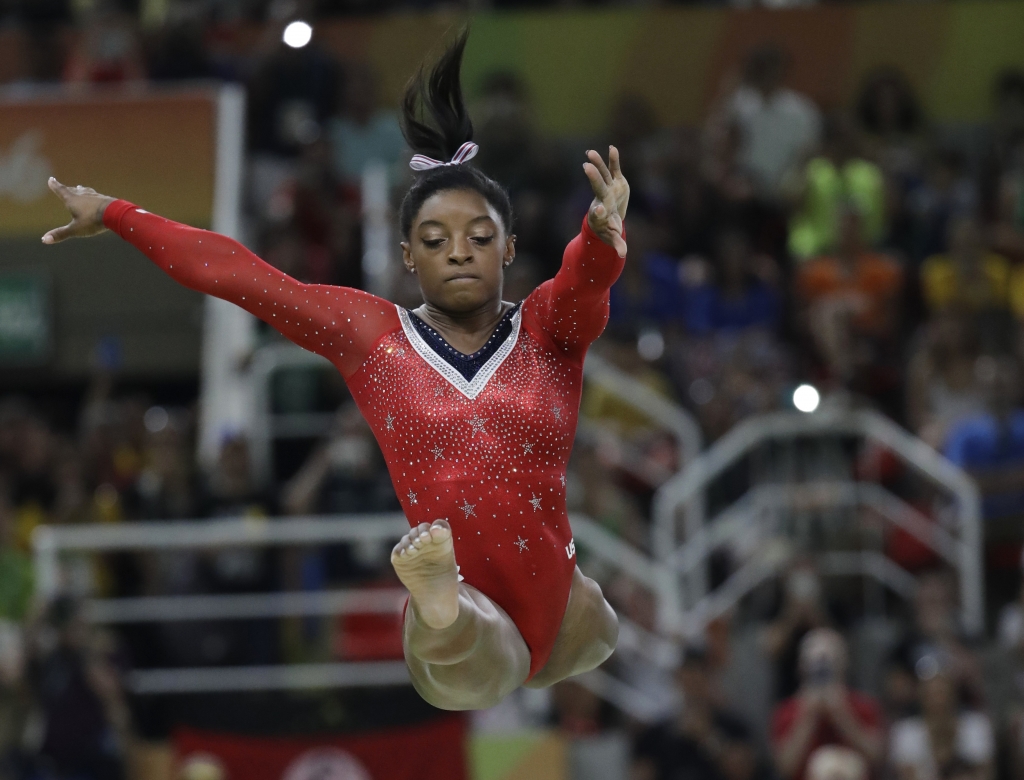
[527,146,630,361]
[41,179,396,379]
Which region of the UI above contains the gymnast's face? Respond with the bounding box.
[401,189,515,314]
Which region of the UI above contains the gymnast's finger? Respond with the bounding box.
[608,145,622,179]
[587,149,613,185]
[41,221,76,245]
[612,231,628,258]
[47,177,72,204]
[583,162,609,199]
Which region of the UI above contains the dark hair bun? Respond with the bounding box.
[397,29,514,239]
[401,28,474,164]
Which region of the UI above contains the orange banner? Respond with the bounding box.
[0,88,218,237]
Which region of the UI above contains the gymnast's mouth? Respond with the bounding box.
[445,273,479,282]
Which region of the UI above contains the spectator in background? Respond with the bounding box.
[283,404,396,576]
[763,563,834,702]
[906,312,987,448]
[551,679,609,737]
[771,629,883,780]
[63,2,145,84]
[28,597,130,780]
[0,482,32,780]
[247,27,340,158]
[195,436,277,665]
[920,217,1013,328]
[199,435,276,594]
[806,747,868,780]
[283,403,396,522]
[855,67,927,259]
[889,655,994,780]
[796,207,902,409]
[145,9,213,82]
[10,413,57,546]
[475,71,573,273]
[0,482,34,626]
[989,70,1024,178]
[998,554,1024,780]
[608,216,686,329]
[129,406,196,522]
[710,44,821,205]
[942,355,1024,525]
[991,133,1024,263]
[681,226,781,337]
[327,63,405,187]
[886,571,985,720]
[15,0,73,82]
[986,70,1024,260]
[787,115,886,261]
[633,646,767,780]
[909,150,977,263]
[856,67,926,187]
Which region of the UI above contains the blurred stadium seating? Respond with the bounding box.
[4,2,1024,780]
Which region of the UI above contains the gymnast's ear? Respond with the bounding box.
[401,241,415,273]
[503,234,516,268]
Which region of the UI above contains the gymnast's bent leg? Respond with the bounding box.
[523,566,619,689]
[392,520,531,711]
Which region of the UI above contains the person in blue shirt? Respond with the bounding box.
[608,217,688,328]
[943,355,1024,521]
[682,227,781,336]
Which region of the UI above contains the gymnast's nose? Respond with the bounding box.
[449,235,474,264]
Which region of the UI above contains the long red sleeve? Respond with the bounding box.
[102,200,398,378]
[523,215,626,362]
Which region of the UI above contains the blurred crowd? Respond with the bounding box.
[6,2,1024,780]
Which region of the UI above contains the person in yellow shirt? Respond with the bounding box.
[920,217,1011,314]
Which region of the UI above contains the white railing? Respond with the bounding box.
[652,404,984,636]
[31,511,673,717]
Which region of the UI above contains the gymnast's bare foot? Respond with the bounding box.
[392,520,460,630]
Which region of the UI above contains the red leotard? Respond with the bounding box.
[103,200,625,678]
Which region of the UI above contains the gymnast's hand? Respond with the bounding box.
[583,145,629,258]
[41,178,117,244]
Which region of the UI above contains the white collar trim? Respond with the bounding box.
[396,304,521,400]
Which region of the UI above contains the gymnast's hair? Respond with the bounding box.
[399,29,513,239]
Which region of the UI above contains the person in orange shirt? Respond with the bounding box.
[796,206,903,409]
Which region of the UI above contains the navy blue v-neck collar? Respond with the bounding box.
[406,303,521,382]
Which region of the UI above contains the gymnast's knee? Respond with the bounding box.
[410,666,514,712]
[582,576,619,657]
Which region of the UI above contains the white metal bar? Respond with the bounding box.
[247,344,333,485]
[575,667,666,723]
[860,485,960,564]
[126,661,410,694]
[818,551,918,599]
[569,514,665,593]
[198,82,253,469]
[582,353,702,469]
[584,353,705,607]
[32,513,410,552]
[33,525,60,600]
[85,588,407,624]
[653,406,985,635]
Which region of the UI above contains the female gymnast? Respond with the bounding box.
[42,31,629,711]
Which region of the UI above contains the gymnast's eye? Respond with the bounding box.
[471,235,495,246]
[422,238,445,249]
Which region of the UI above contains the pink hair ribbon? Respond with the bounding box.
[409,141,479,171]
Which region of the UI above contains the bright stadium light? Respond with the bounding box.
[793,384,820,414]
[283,20,313,49]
